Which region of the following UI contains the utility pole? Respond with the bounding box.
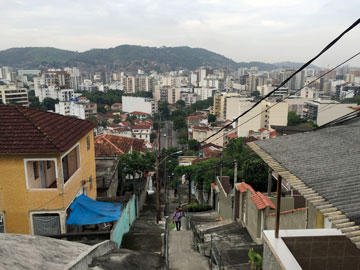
[275,175,282,238]
[188,174,191,204]
[156,122,161,223]
[234,160,238,185]
[267,168,273,197]
[219,154,223,180]
[232,160,238,221]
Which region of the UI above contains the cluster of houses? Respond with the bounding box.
[187,110,360,269]
[97,106,155,145]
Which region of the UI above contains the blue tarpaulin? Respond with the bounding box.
[66,195,122,225]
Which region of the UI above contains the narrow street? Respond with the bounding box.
[167,189,209,270]
[160,121,178,150]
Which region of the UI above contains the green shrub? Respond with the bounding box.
[185,203,212,212]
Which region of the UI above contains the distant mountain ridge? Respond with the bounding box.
[0,45,320,72]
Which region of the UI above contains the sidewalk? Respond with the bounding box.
[168,189,209,270]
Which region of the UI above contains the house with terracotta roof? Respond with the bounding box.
[0,105,97,235]
[128,111,150,121]
[94,134,147,157]
[111,103,122,111]
[234,182,308,243]
[131,122,153,142]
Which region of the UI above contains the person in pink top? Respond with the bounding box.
[173,208,182,231]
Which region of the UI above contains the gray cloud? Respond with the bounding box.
[0,0,359,67]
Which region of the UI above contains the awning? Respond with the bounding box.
[66,195,122,225]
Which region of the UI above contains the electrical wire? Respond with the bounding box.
[203,51,360,145]
[200,18,360,144]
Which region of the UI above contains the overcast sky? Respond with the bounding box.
[1,0,359,67]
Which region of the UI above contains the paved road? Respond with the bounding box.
[160,121,178,150]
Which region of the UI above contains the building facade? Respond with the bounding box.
[0,105,97,235]
[122,96,157,115]
[0,84,29,106]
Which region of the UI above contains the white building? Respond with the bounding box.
[193,87,217,101]
[131,123,152,142]
[180,92,199,106]
[55,98,97,120]
[235,100,288,137]
[122,96,157,115]
[0,84,29,106]
[302,99,357,126]
[35,85,74,102]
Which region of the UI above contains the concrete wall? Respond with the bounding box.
[269,196,294,212]
[138,178,148,212]
[263,241,282,270]
[247,194,262,241]
[216,178,233,220]
[265,209,307,230]
[111,196,136,247]
[66,240,117,270]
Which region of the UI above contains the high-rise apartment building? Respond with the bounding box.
[55,98,97,119]
[0,84,29,106]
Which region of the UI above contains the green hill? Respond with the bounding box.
[0,45,317,71]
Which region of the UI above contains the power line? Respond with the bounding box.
[204,51,360,145]
[200,18,360,144]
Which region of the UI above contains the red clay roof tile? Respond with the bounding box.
[251,192,276,210]
[0,105,96,154]
[94,134,147,156]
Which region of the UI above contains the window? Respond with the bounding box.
[26,160,57,189]
[86,136,90,150]
[62,145,80,184]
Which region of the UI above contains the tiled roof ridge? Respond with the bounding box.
[99,135,125,155]
[256,192,276,209]
[16,106,61,152]
[266,207,307,216]
[236,182,256,195]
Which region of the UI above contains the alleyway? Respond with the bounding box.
[168,189,209,270]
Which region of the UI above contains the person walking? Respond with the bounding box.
[173,208,182,231]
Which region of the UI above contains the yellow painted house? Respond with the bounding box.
[0,105,97,235]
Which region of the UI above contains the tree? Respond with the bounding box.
[100,120,108,127]
[171,110,186,120]
[208,113,216,123]
[86,115,98,122]
[98,107,107,114]
[242,158,270,192]
[287,111,306,126]
[113,115,121,124]
[251,90,261,97]
[176,100,186,108]
[188,139,200,151]
[173,116,186,130]
[150,132,157,143]
[158,101,170,119]
[177,128,188,143]
[117,151,155,195]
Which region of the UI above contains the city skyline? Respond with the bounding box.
[1,0,360,67]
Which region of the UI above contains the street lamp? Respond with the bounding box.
[156,150,183,223]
